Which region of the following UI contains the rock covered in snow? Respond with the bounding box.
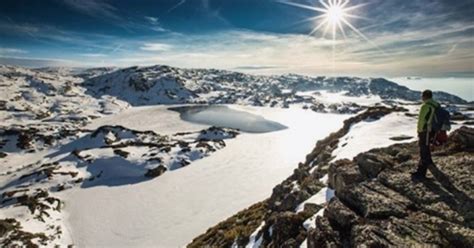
[0,124,239,246]
[0,65,129,129]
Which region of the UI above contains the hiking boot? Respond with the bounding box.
[411,172,426,182]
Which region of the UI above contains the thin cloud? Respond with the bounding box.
[447,43,458,55]
[140,43,172,52]
[0,56,79,68]
[81,53,107,57]
[145,16,159,24]
[234,65,282,70]
[167,0,187,13]
[0,47,27,54]
[144,16,167,32]
[0,20,123,52]
[200,0,231,26]
[58,0,157,33]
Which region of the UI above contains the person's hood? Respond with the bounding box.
[425,98,440,107]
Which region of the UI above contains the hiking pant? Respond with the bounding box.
[417,131,434,176]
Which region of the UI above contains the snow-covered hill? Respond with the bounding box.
[0,64,472,247]
[0,65,129,128]
[83,65,467,110]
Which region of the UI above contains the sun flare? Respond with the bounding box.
[279,0,383,71]
[327,4,345,24]
[280,0,370,42]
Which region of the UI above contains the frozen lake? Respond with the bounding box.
[65,105,347,247]
[170,105,288,133]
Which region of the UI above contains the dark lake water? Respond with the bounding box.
[169,105,288,133]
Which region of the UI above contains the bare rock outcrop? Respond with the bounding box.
[310,127,474,247]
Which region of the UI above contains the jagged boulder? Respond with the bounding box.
[442,126,474,152]
[324,198,359,230]
[328,159,363,194]
[337,181,413,219]
[307,216,342,247]
[355,152,396,179]
[264,211,317,247]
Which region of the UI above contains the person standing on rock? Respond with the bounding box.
[412,90,440,180]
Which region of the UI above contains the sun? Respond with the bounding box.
[327,4,345,24]
[279,0,380,73]
[279,0,371,42]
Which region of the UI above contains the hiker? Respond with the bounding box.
[412,90,439,180]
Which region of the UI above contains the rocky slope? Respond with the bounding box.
[310,126,473,247]
[189,107,474,247]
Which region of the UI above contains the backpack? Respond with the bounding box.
[433,130,448,146]
[428,103,451,146]
[430,105,451,132]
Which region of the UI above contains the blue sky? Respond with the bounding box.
[0,0,473,77]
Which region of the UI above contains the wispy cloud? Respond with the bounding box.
[0,56,79,67]
[140,43,173,52]
[200,0,231,26]
[81,53,107,57]
[0,19,124,53]
[144,16,167,32]
[167,0,187,13]
[447,43,458,55]
[58,0,169,33]
[233,65,282,70]
[0,47,27,54]
[145,16,158,23]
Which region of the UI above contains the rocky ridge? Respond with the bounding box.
[310,126,473,247]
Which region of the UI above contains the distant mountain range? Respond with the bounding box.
[0,63,468,128]
[79,65,467,107]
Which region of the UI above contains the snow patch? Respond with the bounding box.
[245,221,265,248]
[332,112,416,161]
[295,187,334,213]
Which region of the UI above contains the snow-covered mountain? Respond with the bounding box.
[1,64,467,120]
[83,65,467,110]
[0,64,472,247]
